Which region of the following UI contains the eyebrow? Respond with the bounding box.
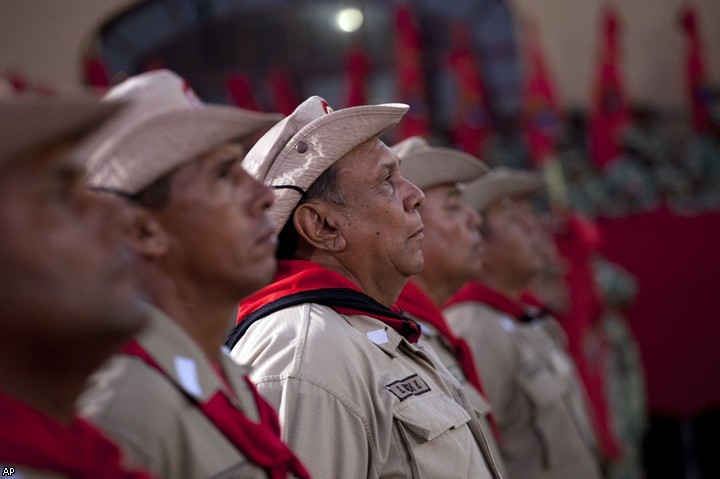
[379,160,399,174]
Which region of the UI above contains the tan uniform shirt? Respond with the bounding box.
[445,302,602,479]
[413,319,507,479]
[230,303,503,479]
[79,306,278,479]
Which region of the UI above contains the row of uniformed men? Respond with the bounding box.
[0,69,602,479]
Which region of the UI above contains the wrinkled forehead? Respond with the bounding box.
[334,137,396,178]
[487,196,543,231]
[418,182,459,208]
[152,140,246,185]
[508,194,536,209]
[483,196,517,216]
[194,141,245,166]
[346,136,389,161]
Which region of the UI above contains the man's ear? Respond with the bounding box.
[293,202,347,253]
[123,206,169,258]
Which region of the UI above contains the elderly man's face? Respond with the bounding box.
[0,142,146,344]
[151,142,277,300]
[419,184,483,283]
[333,138,425,279]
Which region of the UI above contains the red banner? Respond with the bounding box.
[554,213,622,460]
[344,45,370,108]
[393,1,430,140]
[83,55,110,90]
[598,209,720,417]
[226,73,260,111]
[267,66,299,116]
[588,8,629,170]
[679,7,712,132]
[521,22,563,167]
[447,25,492,157]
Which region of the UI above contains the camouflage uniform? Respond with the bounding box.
[682,130,720,212]
[593,257,647,479]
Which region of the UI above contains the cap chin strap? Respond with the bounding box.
[272,184,305,195]
[87,185,136,201]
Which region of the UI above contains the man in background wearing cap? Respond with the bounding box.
[0,96,153,478]
[443,168,602,479]
[391,136,506,477]
[226,97,502,478]
[77,70,309,479]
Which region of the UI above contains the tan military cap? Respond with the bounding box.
[0,95,122,167]
[84,69,282,195]
[391,136,488,190]
[463,167,545,212]
[242,96,408,233]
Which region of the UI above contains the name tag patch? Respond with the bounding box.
[385,374,431,401]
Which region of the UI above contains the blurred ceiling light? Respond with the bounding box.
[337,8,363,33]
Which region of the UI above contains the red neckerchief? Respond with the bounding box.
[122,341,310,479]
[238,259,421,343]
[397,281,502,444]
[445,281,547,322]
[0,392,154,479]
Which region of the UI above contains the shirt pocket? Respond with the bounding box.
[518,366,578,469]
[392,393,473,479]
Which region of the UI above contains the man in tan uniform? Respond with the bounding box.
[226,97,503,478]
[78,70,309,479]
[443,168,602,479]
[0,96,153,478]
[390,136,506,475]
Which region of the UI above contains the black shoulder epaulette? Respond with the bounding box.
[225,288,409,350]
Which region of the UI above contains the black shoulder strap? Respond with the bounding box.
[225,288,408,350]
[517,306,551,323]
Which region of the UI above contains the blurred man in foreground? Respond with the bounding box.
[0,96,153,478]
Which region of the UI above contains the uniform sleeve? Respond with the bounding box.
[254,377,373,479]
[88,416,160,474]
[78,360,164,476]
[445,304,517,422]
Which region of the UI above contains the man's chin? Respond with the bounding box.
[401,254,425,278]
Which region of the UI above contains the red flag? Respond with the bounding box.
[344,45,371,108]
[226,73,260,111]
[679,7,712,132]
[553,213,623,462]
[5,71,27,92]
[521,22,563,167]
[588,8,629,169]
[447,25,492,157]
[83,55,111,90]
[267,66,299,116]
[393,1,430,140]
